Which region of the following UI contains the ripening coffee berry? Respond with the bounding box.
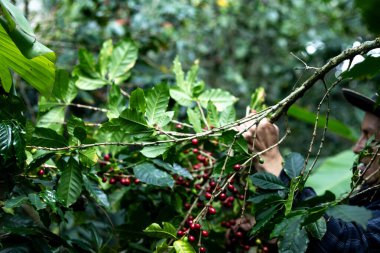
[188,235,196,242]
[120,177,131,186]
[177,230,184,237]
[201,230,209,237]
[102,177,107,183]
[205,192,212,199]
[134,178,140,184]
[208,206,216,215]
[38,169,45,176]
[233,164,241,171]
[104,153,111,161]
[191,138,199,145]
[199,247,207,253]
[176,123,183,129]
[109,177,117,184]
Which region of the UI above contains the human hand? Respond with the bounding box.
[236,115,283,176]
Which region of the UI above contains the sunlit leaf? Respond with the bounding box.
[173,240,196,253]
[198,89,237,111]
[133,163,174,188]
[140,143,173,158]
[146,83,170,127]
[143,222,177,239]
[57,157,83,207]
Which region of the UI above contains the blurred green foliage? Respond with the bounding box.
[21,0,379,154]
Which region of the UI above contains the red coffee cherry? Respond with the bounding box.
[233,164,241,171]
[199,247,207,253]
[38,169,45,176]
[208,206,216,215]
[188,235,196,242]
[191,138,199,145]
[201,230,209,237]
[104,153,111,161]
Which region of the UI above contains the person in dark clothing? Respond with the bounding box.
[240,88,380,252]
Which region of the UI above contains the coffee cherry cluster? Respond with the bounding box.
[177,216,210,252]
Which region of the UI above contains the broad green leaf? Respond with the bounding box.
[107,85,127,119]
[326,204,372,229]
[156,111,174,128]
[152,160,193,180]
[120,108,150,132]
[36,106,65,132]
[0,24,55,96]
[39,189,58,213]
[341,56,380,79]
[146,83,170,126]
[143,222,177,239]
[271,215,304,238]
[173,57,191,95]
[52,69,77,104]
[0,121,25,168]
[26,152,55,172]
[250,172,287,190]
[298,190,335,208]
[288,105,357,141]
[278,226,309,253]
[169,86,193,107]
[250,204,280,236]
[306,150,353,196]
[4,196,28,208]
[67,115,86,144]
[0,0,55,60]
[187,107,202,133]
[221,130,249,155]
[28,193,46,210]
[57,157,83,207]
[306,217,327,240]
[30,127,67,148]
[77,49,98,78]
[247,192,283,204]
[173,240,196,253]
[198,89,237,111]
[108,39,138,84]
[74,75,108,90]
[130,88,146,113]
[133,163,174,188]
[285,177,300,215]
[79,148,98,167]
[140,143,173,158]
[207,101,220,128]
[0,63,12,92]
[284,153,305,179]
[99,39,113,77]
[219,105,236,126]
[83,174,110,208]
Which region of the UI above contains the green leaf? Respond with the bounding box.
[207,101,220,128]
[98,39,113,77]
[278,226,309,253]
[108,39,138,84]
[219,105,236,126]
[83,174,110,208]
[146,83,170,127]
[30,127,67,148]
[285,177,300,216]
[250,171,287,190]
[187,107,202,133]
[341,56,380,79]
[140,143,173,158]
[0,0,55,60]
[173,240,196,253]
[0,93,25,123]
[52,69,77,104]
[79,148,98,167]
[305,150,353,196]
[169,86,193,107]
[306,217,327,240]
[0,121,25,168]
[57,157,83,207]
[198,89,237,111]
[0,122,12,162]
[74,75,108,90]
[250,87,266,111]
[28,193,46,210]
[326,204,372,229]
[107,85,127,119]
[36,106,65,132]
[284,153,304,179]
[271,215,304,238]
[221,130,249,155]
[143,222,177,239]
[173,57,191,95]
[152,160,193,180]
[120,108,150,131]
[77,49,99,78]
[0,63,12,92]
[133,163,175,188]
[108,187,128,212]
[4,196,28,208]
[288,105,357,141]
[247,192,283,205]
[250,204,280,236]
[26,152,55,172]
[130,88,146,113]
[0,24,55,96]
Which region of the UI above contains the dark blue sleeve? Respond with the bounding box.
[278,169,380,252]
[308,210,380,253]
